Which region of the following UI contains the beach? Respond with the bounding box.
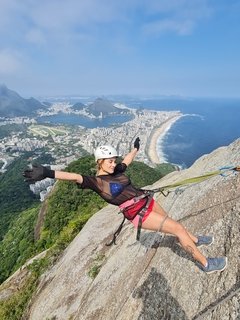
[147,115,183,164]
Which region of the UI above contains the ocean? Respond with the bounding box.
[121,97,240,168]
[39,97,240,168]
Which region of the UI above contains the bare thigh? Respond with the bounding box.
[141,201,207,266]
[142,201,186,236]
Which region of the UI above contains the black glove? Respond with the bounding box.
[134,137,140,151]
[23,164,55,183]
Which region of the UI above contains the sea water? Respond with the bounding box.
[123,97,240,168]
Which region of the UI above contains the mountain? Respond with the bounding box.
[71,98,130,116]
[86,98,129,116]
[71,101,85,111]
[0,139,239,319]
[0,84,46,117]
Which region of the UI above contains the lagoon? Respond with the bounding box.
[37,113,134,128]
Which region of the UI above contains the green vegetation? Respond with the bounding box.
[155,163,178,177]
[0,123,27,139]
[126,161,165,187]
[0,152,55,241]
[0,154,39,241]
[88,253,106,279]
[0,257,49,320]
[0,206,39,283]
[0,274,37,320]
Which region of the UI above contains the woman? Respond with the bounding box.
[23,138,227,273]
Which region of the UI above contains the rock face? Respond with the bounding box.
[27,139,240,320]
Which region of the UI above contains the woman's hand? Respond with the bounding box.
[23,164,55,183]
[134,137,140,151]
[23,164,83,184]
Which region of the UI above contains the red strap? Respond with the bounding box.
[136,194,154,241]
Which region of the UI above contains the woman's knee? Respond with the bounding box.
[171,221,187,237]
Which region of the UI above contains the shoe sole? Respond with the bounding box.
[205,257,228,274]
[196,236,214,247]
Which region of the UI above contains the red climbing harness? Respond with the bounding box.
[106,191,154,246]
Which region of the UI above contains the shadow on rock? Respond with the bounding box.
[139,233,195,265]
[132,267,189,320]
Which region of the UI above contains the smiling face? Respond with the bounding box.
[97,157,117,175]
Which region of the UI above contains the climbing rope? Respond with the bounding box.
[149,165,240,197]
[192,282,240,320]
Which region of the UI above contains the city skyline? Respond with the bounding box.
[0,1,240,98]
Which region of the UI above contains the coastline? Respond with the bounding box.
[147,115,183,164]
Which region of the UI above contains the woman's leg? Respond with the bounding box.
[141,201,207,267]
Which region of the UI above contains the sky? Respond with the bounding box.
[0,0,240,98]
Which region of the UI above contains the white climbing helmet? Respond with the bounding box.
[94,145,119,161]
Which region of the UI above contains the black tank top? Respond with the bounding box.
[78,163,145,206]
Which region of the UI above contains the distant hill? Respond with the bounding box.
[0,84,47,117]
[71,102,85,111]
[86,98,129,116]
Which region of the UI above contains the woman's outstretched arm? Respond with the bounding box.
[23,164,83,184]
[122,137,140,166]
[54,170,83,183]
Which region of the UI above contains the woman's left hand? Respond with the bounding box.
[134,137,140,150]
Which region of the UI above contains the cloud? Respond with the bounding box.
[142,18,195,36]
[0,0,132,56]
[19,0,124,31]
[25,28,46,46]
[142,0,212,17]
[141,0,213,36]
[0,50,22,75]
[0,0,214,49]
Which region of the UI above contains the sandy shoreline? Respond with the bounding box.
[147,115,183,164]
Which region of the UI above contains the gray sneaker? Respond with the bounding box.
[196,235,214,247]
[199,257,227,274]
